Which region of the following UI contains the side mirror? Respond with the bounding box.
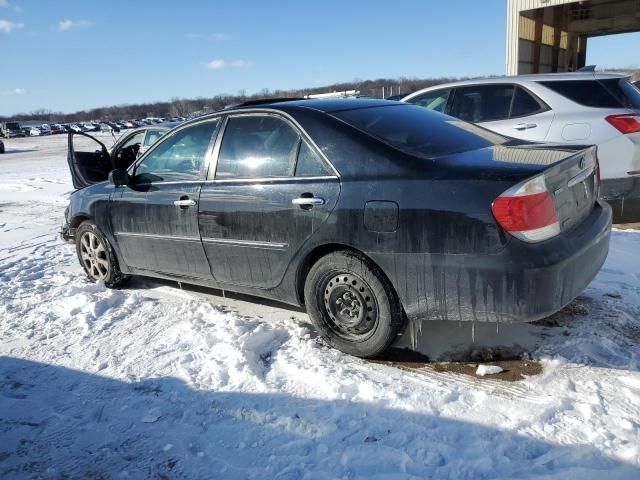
[108,169,130,186]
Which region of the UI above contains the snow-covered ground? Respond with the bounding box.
[1,135,639,479]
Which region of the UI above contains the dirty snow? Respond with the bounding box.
[1,135,639,479]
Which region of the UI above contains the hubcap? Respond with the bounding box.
[79,231,110,281]
[323,273,378,339]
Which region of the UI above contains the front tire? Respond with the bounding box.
[75,221,129,288]
[304,250,405,357]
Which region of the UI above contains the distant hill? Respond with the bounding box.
[0,75,471,123]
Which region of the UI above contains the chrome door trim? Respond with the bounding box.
[201,237,289,250]
[202,175,338,184]
[114,232,201,242]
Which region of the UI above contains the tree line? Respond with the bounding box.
[0,75,473,123]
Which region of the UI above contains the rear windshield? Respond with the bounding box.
[539,79,640,109]
[332,104,507,158]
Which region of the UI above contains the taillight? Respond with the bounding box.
[605,114,640,134]
[492,174,560,243]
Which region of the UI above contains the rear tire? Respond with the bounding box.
[304,250,405,357]
[75,221,129,288]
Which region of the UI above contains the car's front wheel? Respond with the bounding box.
[75,221,129,288]
[304,250,405,358]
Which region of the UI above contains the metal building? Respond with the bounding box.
[506,0,640,75]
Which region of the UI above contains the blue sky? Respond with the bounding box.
[1,0,638,116]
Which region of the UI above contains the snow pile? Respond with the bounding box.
[1,136,639,479]
[476,364,504,376]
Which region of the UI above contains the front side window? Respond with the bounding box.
[144,129,166,146]
[215,115,300,178]
[450,85,515,122]
[134,120,218,182]
[406,88,451,113]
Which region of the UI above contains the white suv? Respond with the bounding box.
[402,73,640,223]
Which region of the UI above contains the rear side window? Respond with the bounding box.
[449,85,514,122]
[540,79,640,109]
[216,115,300,178]
[295,141,332,177]
[333,104,507,159]
[511,87,543,117]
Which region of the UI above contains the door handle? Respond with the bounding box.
[174,199,197,208]
[514,123,537,130]
[292,197,325,207]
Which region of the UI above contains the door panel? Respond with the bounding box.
[199,178,340,288]
[198,113,340,289]
[450,84,554,142]
[480,109,554,142]
[111,182,211,278]
[67,131,111,189]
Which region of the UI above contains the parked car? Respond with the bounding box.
[0,138,4,153]
[402,73,640,222]
[50,124,65,135]
[4,122,25,138]
[38,126,51,136]
[7,127,25,138]
[23,126,41,136]
[61,99,611,357]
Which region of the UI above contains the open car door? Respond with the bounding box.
[67,131,112,189]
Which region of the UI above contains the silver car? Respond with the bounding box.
[402,73,640,222]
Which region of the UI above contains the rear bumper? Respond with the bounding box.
[601,177,640,223]
[372,201,612,323]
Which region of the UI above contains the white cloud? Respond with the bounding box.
[2,87,26,95]
[0,0,20,12]
[205,59,227,70]
[0,18,23,32]
[204,59,251,71]
[186,32,230,41]
[58,19,91,31]
[229,59,251,68]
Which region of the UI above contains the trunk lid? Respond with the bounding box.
[542,145,598,232]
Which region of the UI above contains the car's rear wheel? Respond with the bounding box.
[304,250,405,357]
[75,221,129,288]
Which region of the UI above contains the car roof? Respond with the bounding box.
[188,99,401,123]
[404,72,627,93]
[400,72,630,100]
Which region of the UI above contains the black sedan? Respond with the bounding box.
[62,99,611,357]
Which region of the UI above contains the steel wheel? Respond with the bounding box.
[79,231,110,281]
[322,272,379,340]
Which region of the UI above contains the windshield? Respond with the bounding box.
[332,104,508,158]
